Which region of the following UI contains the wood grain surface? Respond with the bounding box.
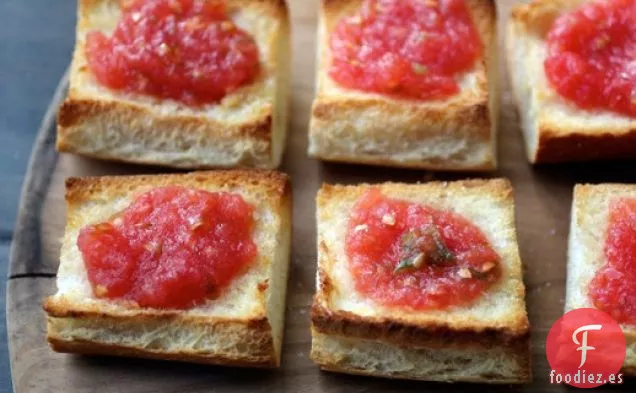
[7,0,636,392]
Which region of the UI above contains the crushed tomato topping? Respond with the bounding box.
[85,0,260,105]
[328,0,483,101]
[589,198,636,324]
[545,0,636,117]
[345,189,501,310]
[77,186,257,309]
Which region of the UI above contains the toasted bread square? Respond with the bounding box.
[57,0,290,169]
[307,0,498,171]
[311,179,531,383]
[43,170,292,367]
[567,184,636,375]
[507,0,636,163]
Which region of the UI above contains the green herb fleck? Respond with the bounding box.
[393,224,455,274]
[413,31,427,43]
[412,63,428,75]
[394,252,425,273]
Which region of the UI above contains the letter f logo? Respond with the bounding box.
[572,324,602,368]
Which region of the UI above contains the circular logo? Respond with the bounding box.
[546,308,626,388]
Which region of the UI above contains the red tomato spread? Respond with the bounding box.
[545,0,636,117]
[345,189,501,310]
[85,0,260,105]
[77,186,257,309]
[328,0,482,101]
[589,198,636,324]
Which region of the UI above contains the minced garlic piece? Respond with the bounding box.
[382,214,396,226]
[457,268,472,279]
[354,224,369,232]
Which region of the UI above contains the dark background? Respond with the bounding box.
[0,1,76,391]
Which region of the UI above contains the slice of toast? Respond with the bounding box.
[507,0,636,163]
[310,179,531,383]
[307,0,498,171]
[57,0,291,169]
[567,184,636,375]
[43,170,292,367]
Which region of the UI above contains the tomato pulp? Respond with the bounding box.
[545,0,636,117]
[77,186,257,309]
[345,189,501,310]
[328,0,482,101]
[589,198,636,324]
[85,0,260,105]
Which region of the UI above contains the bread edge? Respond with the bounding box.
[43,169,292,368]
[46,315,279,368]
[57,0,291,170]
[310,330,532,383]
[507,0,636,164]
[307,0,498,171]
[566,183,636,376]
[311,179,530,352]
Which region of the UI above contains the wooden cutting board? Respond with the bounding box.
[7,1,635,392]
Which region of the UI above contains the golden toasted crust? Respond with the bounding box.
[533,130,636,163]
[44,169,291,367]
[63,169,290,207]
[510,0,584,37]
[48,337,276,368]
[311,330,531,383]
[46,309,277,368]
[311,179,531,382]
[311,303,529,350]
[45,309,277,367]
[308,0,498,171]
[567,184,636,375]
[56,98,274,168]
[58,0,291,169]
[507,0,636,164]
